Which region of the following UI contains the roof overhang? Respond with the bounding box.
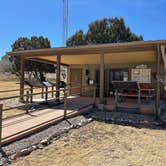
[7,40,166,65]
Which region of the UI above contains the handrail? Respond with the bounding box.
[0,86,48,93]
[0,85,96,146]
[0,88,65,101]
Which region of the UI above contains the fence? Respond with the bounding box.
[0,84,96,147]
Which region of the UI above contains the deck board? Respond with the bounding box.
[1,97,94,145]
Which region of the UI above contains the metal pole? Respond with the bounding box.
[0,104,3,147]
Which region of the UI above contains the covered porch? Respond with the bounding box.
[7,40,166,118]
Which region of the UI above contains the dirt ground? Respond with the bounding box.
[12,121,166,166]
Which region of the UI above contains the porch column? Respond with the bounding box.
[20,56,25,102]
[56,55,61,102]
[161,45,166,85]
[155,45,161,118]
[99,54,105,103]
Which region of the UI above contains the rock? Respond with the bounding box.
[28,145,37,152]
[15,148,31,157]
[0,157,10,166]
[78,122,82,127]
[40,139,49,146]
[88,118,93,122]
[10,154,17,160]
[37,144,44,149]
[52,136,61,141]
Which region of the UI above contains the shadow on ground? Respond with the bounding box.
[84,107,166,130]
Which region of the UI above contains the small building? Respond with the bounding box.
[8,40,166,117]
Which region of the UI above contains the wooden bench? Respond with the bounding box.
[112,81,141,106]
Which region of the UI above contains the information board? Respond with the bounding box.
[131,68,151,83]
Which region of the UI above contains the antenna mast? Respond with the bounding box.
[63,0,68,46]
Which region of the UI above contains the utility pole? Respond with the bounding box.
[63,0,68,46]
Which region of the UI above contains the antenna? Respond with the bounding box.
[63,0,68,46]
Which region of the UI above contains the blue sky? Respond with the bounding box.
[0,0,166,58]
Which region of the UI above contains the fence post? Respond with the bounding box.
[0,104,3,148]
[64,88,67,119]
[25,91,29,114]
[45,87,48,104]
[41,87,44,99]
[30,87,33,103]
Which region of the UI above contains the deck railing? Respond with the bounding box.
[0,84,96,147]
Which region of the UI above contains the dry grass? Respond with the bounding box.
[12,121,166,166]
[0,80,24,118]
[0,80,47,118]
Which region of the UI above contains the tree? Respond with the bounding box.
[11,36,55,80]
[0,55,12,73]
[67,30,87,46]
[67,17,143,46]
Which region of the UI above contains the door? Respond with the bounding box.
[70,68,82,95]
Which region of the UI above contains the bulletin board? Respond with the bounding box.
[131,68,151,83]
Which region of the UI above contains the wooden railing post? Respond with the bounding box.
[0,104,3,147]
[64,88,67,119]
[52,86,54,98]
[30,87,33,103]
[45,87,48,104]
[41,87,44,99]
[25,91,30,114]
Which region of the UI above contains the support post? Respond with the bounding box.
[0,104,2,148]
[20,56,25,102]
[52,86,54,98]
[64,88,67,119]
[93,86,96,107]
[25,91,29,114]
[161,45,166,72]
[161,45,166,94]
[155,45,161,119]
[56,55,61,102]
[99,54,104,103]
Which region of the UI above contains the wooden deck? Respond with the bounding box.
[1,96,165,145]
[2,97,94,145]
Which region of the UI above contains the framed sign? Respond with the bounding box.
[131,68,151,83]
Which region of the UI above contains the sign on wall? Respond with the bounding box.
[131,66,151,83]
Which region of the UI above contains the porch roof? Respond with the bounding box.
[7,40,166,65]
